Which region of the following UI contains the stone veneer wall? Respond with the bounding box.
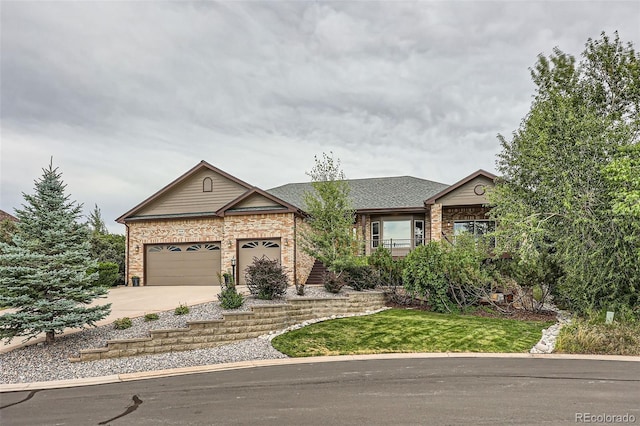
[72,292,386,362]
[126,213,297,285]
[441,206,491,240]
[294,217,315,285]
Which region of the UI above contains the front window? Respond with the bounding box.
[383,220,412,248]
[454,220,496,246]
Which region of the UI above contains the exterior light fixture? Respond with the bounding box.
[135,245,140,253]
[231,256,236,283]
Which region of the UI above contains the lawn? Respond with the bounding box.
[271,308,554,356]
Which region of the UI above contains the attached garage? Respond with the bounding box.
[238,239,281,285]
[146,243,221,286]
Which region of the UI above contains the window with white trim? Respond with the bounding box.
[371,221,380,248]
[414,220,424,246]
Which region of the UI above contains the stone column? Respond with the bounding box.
[430,203,443,241]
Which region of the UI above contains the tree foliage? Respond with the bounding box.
[489,32,640,314]
[0,219,17,245]
[0,162,111,343]
[87,204,126,286]
[300,152,359,273]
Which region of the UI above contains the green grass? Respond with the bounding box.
[272,309,553,356]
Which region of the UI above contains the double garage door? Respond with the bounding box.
[145,239,281,286]
[146,243,221,286]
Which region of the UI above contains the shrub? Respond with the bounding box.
[323,271,344,294]
[245,256,289,300]
[556,318,640,355]
[343,264,379,291]
[87,262,119,287]
[218,283,245,309]
[144,313,159,321]
[174,304,190,315]
[368,247,404,287]
[113,317,132,330]
[402,242,452,313]
[441,234,493,309]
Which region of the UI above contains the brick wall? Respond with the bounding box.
[73,292,387,362]
[294,217,315,284]
[126,213,298,286]
[441,206,491,240]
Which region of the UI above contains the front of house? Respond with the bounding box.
[117,161,496,286]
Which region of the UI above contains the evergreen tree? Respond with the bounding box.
[87,203,108,235]
[0,162,111,344]
[87,204,126,285]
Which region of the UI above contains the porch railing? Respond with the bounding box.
[365,239,424,257]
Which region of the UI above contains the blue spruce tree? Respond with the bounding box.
[0,162,111,344]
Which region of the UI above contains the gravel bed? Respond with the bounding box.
[0,287,349,385]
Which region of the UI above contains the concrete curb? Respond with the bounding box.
[2,352,638,393]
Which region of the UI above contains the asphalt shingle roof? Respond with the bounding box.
[267,176,449,211]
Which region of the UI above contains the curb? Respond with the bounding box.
[2,352,638,393]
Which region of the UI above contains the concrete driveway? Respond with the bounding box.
[0,285,223,354]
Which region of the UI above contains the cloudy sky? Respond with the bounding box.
[1,1,639,233]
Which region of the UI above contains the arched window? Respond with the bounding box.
[203,177,213,192]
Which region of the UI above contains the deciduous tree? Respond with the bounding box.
[489,32,640,314]
[300,152,359,274]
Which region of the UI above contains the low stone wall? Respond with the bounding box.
[72,292,386,362]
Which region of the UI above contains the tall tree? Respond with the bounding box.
[489,32,640,314]
[87,204,126,285]
[300,152,358,273]
[0,162,111,344]
[87,203,108,235]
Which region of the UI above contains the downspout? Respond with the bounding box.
[360,214,366,255]
[124,222,130,286]
[293,214,297,285]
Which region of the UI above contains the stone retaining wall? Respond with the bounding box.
[72,292,386,362]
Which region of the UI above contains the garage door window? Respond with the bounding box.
[241,241,280,249]
[148,245,182,253]
[186,244,220,251]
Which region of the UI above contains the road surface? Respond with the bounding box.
[1,357,639,425]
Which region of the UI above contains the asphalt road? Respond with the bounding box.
[1,358,639,425]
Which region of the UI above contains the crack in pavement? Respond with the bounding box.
[0,390,39,410]
[98,394,143,425]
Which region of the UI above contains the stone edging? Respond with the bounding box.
[530,310,572,354]
[71,292,387,362]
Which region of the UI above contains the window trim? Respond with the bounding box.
[371,221,380,248]
[203,177,213,192]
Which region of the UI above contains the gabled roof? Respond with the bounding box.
[0,209,18,222]
[117,161,304,223]
[424,169,497,205]
[217,187,304,217]
[268,176,449,212]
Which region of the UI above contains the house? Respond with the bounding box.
[117,161,495,286]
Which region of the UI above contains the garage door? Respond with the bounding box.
[146,243,221,286]
[238,239,281,285]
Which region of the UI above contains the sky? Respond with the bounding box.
[1,1,639,234]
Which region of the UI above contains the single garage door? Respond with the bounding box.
[146,243,221,286]
[238,239,281,285]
